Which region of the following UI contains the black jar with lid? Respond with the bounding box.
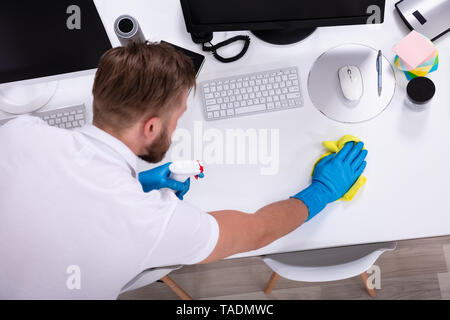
[406,76,436,110]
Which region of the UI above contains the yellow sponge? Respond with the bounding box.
[312,135,367,201]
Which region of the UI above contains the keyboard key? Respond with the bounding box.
[287,92,301,99]
[235,104,267,115]
[207,105,220,112]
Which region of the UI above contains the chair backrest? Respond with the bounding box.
[262,242,396,282]
[120,265,182,294]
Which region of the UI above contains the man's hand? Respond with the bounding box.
[292,141,368,221]
[138,162,191,200]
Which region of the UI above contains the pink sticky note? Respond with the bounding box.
[393,31,436,70]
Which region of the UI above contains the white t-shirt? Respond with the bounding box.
[0,116,219,299]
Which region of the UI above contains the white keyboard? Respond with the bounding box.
[0,104,87,129]
[201,66,303,121]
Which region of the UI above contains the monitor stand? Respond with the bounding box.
[252,27,317,45]
[0,81,58,115]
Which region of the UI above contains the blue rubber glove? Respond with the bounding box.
[138,162,193,200]
[292,141,368,221]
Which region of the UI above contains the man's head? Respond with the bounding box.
[92,41,196,163]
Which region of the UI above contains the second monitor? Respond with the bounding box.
[181,0,386,45]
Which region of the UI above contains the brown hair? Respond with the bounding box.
[92,41,196,131]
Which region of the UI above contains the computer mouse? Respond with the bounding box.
[338,65,364,102]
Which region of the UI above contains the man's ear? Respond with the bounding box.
[143,116,162,142]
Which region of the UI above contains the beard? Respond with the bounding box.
[138,128,171,163]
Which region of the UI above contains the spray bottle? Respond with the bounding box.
[168,160,204,184]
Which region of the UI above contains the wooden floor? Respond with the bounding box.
[119,236,450,300]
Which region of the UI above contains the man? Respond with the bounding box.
[0,42,367,299]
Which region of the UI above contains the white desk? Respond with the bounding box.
[17,0,450,260]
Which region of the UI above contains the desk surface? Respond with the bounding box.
[10,0,449,260]
[99,0,450,259]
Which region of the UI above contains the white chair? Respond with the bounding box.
[262,241,397,297]
[120,265,192,300]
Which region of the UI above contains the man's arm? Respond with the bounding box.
[200,198,307,264]
[199,141,368,264]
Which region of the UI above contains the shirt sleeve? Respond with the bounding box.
[141,200,219,269]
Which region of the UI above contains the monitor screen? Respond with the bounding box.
[0,0,112,85]
[182,0,385,33]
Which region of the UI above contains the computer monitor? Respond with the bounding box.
[0,0,112,114]
[181,0,386,45]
